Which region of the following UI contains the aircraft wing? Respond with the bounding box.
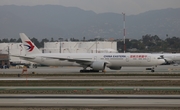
[10,55,35,60]
[44,56,109,65]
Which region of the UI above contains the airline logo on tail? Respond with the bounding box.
[24,41,34,52]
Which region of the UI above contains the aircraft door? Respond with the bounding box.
[126,56,129,62]
[94,56,97,61]
[172,55,175,60]
[147,56,151,62]
[41,57,46,62]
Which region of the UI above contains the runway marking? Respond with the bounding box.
[0,87,180,91]
[1,78,180,81]
[0,78,43,80]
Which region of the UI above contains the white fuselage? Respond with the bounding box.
[22,53,165,67]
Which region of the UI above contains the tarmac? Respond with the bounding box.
[1,65,180,74]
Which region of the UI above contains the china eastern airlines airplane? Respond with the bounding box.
[12,33,166,72]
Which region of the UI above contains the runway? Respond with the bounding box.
[1,65,180,81]
[1,65,180,108]
[0,95,180,107]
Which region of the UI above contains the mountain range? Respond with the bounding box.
[0,5,180,40]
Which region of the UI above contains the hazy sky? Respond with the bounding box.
[0,0,180,15]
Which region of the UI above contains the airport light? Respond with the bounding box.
[122,12,126,53]
[59,38,63,53]
[95,36,100,53]
[96,39,97,53]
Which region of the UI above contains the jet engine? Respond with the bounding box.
[90,61,106,70]
[109,66,122,70]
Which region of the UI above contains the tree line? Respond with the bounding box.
[0,34,180,53]
[117,35,180,53]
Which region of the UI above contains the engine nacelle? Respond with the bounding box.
[90,61,106,70]
[109,66,122,70]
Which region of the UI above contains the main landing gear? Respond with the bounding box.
[80,69,99,73]
[146,67,155,72]
[80,66,100,73]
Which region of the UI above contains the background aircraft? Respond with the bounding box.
[152,53,180,65]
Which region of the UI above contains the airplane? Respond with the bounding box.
[152,53,180,65]
[12,33,166,73]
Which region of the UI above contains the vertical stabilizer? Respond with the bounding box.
[19,33,41,55]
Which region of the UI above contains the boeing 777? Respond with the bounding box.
[12,33,166,72]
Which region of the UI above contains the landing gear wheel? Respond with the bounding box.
[79,69,99,73]
[151,70,155,72]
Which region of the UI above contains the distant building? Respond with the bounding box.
[43,41,117,53]
[0,54,9,68]
[128,48,138,52]
[0,43,31,65]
